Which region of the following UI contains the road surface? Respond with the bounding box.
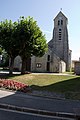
[0,108,75,120]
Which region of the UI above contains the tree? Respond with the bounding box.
[0,49,9,67]
[15,16,48,74]
[0,17,48,74]
[0,47,2,55]
[0,20,19,74]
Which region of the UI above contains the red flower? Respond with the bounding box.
[0,79,30,93]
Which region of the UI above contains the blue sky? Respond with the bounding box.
[0,0,80,60]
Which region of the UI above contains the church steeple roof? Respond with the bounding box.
[54,11,67,20]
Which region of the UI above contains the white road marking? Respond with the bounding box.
[0,108,75,120]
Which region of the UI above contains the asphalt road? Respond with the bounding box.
[0,90,80,119]
[0,108,70,120]
[0,90,80,114]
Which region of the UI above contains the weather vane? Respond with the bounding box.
[60,8,62,11]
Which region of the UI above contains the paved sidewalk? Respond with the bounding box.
[0,70,75,76]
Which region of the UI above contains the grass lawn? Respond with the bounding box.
[1,73,80,100]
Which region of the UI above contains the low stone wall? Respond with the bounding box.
[74,61,80,75]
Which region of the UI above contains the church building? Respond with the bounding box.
[14,11,72,73]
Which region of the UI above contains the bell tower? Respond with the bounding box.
[52,11,69,71]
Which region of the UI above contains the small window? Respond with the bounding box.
[59,36,61,40]
[36,63,41,68]
[59,28,61,31]
[59,36,61,38]
[59,33,61,36]
[59,32,61,34]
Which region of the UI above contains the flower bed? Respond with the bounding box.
[0,79,30,93]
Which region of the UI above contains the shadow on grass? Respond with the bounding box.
[31,77,80,92]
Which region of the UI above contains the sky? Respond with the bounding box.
[0,0,80,60]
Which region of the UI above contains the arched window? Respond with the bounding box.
[58,20,60,25]
[58,19,63,26]
[61,20,63,25]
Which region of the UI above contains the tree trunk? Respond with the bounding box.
[9,57,14,75]
[21,57,26,74]
[26,57,31,71]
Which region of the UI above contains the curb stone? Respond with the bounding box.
[27,93,65,100]
[0,103,80,119]
[27,90,66,100]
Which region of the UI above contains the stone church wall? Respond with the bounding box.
[59,60,66,73]
[74,61,80,75]
[31,54,47,72]
[31,49,52,72]
[50,53,66,73]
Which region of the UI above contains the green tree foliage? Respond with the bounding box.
[0,49,9,67]
[0,17,48,74]
[15,16,48,74]
[0,47,2,55]
[0,20,19,74]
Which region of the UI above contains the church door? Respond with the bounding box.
[47,62,50,72]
